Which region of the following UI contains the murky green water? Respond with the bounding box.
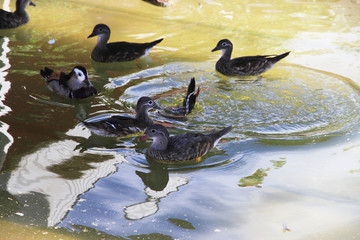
[0,0,360,239]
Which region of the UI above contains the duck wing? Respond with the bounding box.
[83,115,146,137]
[106,38,163,62]
[166,133,216,161]
[168,126,232,160]
[230,52,290,75]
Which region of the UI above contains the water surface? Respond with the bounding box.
[0,0,360,239]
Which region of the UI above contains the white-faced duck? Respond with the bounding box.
[40,66,97,99]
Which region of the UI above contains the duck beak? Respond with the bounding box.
[154,103,161,110]
[211,46,220,52]
[87,32,96,38]
[30,1,36,6]
[83,78,91,86]
[139,134,149,141]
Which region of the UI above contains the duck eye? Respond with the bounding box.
[99,28,102,31]
[148,100,153,105]
[78,72,83,77]
[222,42,227,46]
[151,129,156,133]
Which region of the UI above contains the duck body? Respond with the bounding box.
[88,24,163,62]
[40,66,97,99]
[83,96,161,137]
[163,77,200,117]
[0,0,35,29]
[212,39,290,76]
[141,124,232,162]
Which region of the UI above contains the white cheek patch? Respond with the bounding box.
[74,68,86,81]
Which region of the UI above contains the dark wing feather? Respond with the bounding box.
[84,115,146,136]
[0,10,28,29]
[168,133,215,161]
[106,39,163,62]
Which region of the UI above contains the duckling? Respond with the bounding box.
[140,124,232,163]
[87,24,163,62]
[40,66,97,99]
[212,39,290,76]
[0,0,35,29]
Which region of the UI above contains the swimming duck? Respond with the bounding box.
[40,66,97,99]
[87,24,164,63]
[162,77,200,117]
[0,0,35,29]
[83,96,161,137]
[212,39,290,76]
[140,124,232,163]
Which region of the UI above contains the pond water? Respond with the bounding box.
[0,0,360,239]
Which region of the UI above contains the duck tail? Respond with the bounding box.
[273,51,290,62]
[182,77,200,114]
[211,125,232,147]
[40,67,54,81]
[216,126,232,138]
[150,38,164,46]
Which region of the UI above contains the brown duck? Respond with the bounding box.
[212,39,290,76]
[140,124,232,163]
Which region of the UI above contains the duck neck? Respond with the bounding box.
[15,0,27,15]
[151,136,169,151]
[221,48,232,60]
[136,107,153,126]
[96,34,110,49]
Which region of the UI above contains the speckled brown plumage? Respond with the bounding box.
[141,124,232,162]
[212,39,290,76]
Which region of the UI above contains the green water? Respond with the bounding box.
[0,0,360,239]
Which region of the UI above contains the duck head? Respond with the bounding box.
[136,96,161,113]
[88,24,111,44]
[211,39,234,58]
[140,124,170,151]
[67,66,92,90]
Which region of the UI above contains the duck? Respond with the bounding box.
[140,124,232,163]
[83,96,161,137]
[161,77,200,117]
[87,24,164,63]
[0,0,35,29]
[212,39,290,76]
[40,66,97,99]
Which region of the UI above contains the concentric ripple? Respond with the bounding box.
[107,62,360,143]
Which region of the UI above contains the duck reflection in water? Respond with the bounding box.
[124,160,188,220]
